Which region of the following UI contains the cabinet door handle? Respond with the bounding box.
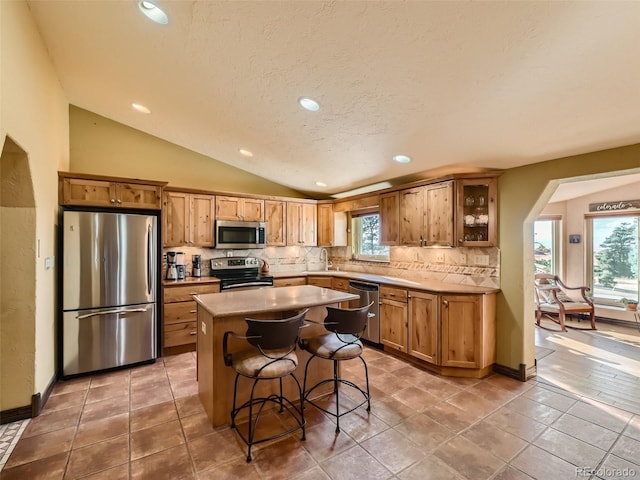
[116,199,122,204]
[443,299,449,307]
[111,199,116,203]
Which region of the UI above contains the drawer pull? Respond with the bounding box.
[189,292,198,295]
[190,310,197,314]
[189,331,197,335]
[389,293,396,296]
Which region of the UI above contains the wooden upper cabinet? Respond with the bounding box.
[317,203,347,247]
[286,202,317,246]
[60,175,163,209]
[190,194,216,246]
[379,191,400,246]
[399,187,426,246]
[215,196,264,221]
[265,200,286,246]
[456,177,498,247]
[424,181,454,247]
[163,191,215,247]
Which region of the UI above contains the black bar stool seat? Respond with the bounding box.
[223,309,309,462]
[299,302,373,433]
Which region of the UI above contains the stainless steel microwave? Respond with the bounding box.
[215,220,266,249]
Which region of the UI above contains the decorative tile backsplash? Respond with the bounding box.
[162,245,500,288]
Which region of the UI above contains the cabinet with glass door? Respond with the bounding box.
[456,177,498,247]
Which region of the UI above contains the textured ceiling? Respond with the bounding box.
[26,1,640,197]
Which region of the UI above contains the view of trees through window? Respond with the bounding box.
[352,213,389,260]
[590,216,639,304]
[534,219,557,274]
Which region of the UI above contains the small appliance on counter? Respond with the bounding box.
[166,251,178,280]
[176,252,186,280]
[192,255,202,277]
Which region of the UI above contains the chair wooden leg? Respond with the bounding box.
[558,312,567,332]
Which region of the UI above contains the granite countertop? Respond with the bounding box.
[273,270,500,294]
[193,285,359,318]
[162,277,221,286]
[163,270,499,294]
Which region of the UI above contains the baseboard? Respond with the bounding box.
[0,373,57,424]
[493,362,536,382]
[31,373,57,417]
[0,405,32,425]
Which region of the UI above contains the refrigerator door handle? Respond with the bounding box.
[147,223,152,296]
[77,307,149,320]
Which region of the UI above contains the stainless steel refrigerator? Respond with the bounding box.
[61,210,158,377]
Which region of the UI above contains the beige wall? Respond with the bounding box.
[498,144,640,373]
[0,1,69,410]
[70,106,307,198]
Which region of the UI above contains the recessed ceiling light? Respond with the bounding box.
[315,181,327,187]
[239,149,254,158]
[298,97,320,112]
[138,1,168,25]
[393,154,411,164]
[132,103,151,114]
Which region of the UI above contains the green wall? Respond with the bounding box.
[498,143,640,372]
[69,106,307,198]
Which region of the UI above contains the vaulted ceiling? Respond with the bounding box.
[27,1,640,197]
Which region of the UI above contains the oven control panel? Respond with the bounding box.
[210,256,260,270]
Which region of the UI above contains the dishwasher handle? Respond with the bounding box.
[348,281,379,291]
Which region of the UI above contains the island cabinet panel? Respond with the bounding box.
[216,196,264,222]
[379,191,400,246]
[440,294,482,368]
[408,291,438,364]
[265,200,286,246]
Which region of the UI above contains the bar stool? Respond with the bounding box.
[299,302,373,433]
[222,309,308,462]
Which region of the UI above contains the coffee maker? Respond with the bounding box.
[192,255,202,278]
[176,252,186,280]
[166,251,178,280]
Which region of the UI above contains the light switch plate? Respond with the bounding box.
[44,256,55,270]
[435,252,445,263]
[459,253,467,264]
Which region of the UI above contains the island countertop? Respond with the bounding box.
[193,284,359,318]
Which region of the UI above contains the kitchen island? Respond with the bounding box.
[194,285,359,427]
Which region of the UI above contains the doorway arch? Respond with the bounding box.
[0,136,37,415]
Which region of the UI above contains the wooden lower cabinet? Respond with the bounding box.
[380,286,408,353]
[380,287,496,378]
[440,294,495,370]
[408,291,438,364]
[273,277,306,288]
[163,282,220,354]
[307,276,333,288]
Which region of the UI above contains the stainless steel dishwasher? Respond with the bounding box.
[348,280,380,344]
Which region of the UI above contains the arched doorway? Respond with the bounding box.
[0,136,37,418]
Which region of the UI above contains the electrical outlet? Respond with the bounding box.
[435,252,445,263]
[475,254,490,266]
[459,253,467,264]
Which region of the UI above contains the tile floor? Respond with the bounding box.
[0,335,639,479]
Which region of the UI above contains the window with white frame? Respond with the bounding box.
[351,210,389,262]
[534,216,562,275]
[587,214,639,305]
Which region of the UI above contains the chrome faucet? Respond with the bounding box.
[319,248,329,271]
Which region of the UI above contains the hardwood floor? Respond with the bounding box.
[535,317,640,415]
